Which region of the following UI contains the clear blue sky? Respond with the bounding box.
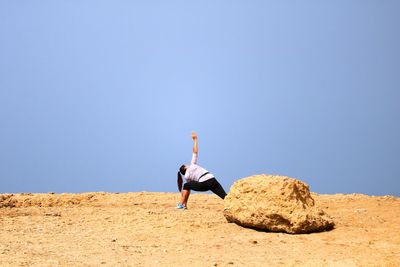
[1,1,399,196]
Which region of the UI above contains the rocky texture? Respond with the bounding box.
[0,194,16,208]
[223,174,335,234]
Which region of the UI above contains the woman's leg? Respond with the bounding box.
[181,181,209,206]
[180,189,191,206]
[183,180,210,192]
[210,178,227,199]
[186,179,227,198]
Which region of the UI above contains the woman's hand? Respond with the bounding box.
[192,131,197,140]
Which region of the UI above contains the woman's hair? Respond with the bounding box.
[177,168,184,192]
[179,164,187,175]
[177,165,187,192]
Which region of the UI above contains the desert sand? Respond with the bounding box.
[0,192,399,266]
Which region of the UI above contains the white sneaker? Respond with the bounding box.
[176,203,187,210]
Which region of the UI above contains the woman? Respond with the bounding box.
[176,131,227,209]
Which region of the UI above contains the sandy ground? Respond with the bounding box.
[0,192,399,266]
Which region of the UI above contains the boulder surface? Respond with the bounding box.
[223,174,334,234]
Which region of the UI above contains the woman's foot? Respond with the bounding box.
[176,203,187,209]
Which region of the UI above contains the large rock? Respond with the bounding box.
[223,174,334,234]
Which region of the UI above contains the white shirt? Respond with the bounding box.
[184,153,214,182]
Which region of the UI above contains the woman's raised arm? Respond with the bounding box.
[192,131,198,154]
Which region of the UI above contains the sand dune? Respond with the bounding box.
[0,192,399,266]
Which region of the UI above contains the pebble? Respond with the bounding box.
[354,209,367,213]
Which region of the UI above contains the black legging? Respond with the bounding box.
[183,178,227,199]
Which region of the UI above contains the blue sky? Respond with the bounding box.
[1,1,399,196]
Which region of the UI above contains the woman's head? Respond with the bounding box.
[179,164,187,175]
